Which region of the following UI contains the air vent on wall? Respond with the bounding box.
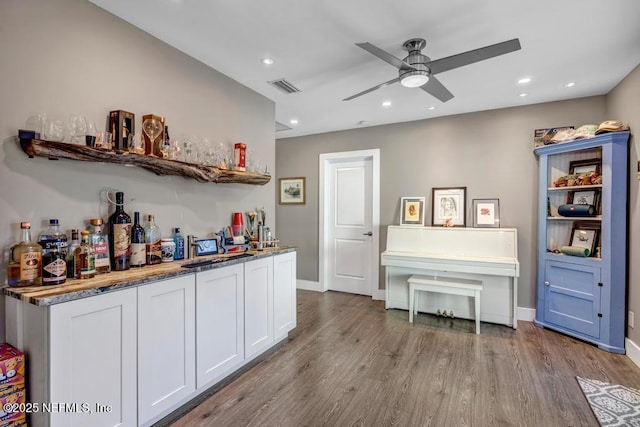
[268,78,302,94]
[275,121,292,132]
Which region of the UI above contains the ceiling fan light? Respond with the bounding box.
[401,73,429,88]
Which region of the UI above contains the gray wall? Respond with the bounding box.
[0,0,275,340]
[606,65,640,342]
[276,96,609,309]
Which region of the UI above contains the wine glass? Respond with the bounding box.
[142,118,163,156]
[67,114,87,144]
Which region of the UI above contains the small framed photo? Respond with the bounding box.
[567,189,600,213]
[569,221,600,256]
[432,187,466,226]
[569,158,601,175]
[279,177,305,204]
[472,198,500,228]
[400,197,425,226]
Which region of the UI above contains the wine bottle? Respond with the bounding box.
[130,212,146,267]
[145,214,162,265]
[108,192,131,271]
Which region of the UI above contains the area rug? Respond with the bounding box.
[577,376,640,426]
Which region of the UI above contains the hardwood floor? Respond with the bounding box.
[168,290,640,426]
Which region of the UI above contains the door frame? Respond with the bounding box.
[318,149,382,300]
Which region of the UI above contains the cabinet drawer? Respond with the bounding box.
[543,260,601,338]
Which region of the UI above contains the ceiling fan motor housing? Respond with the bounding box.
[399,38,431,84]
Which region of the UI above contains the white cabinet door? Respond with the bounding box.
[274,252,297,341]
[138,275,196,425]
[244,257,274,360]
[49,287,137,427]
[196,264,244,389]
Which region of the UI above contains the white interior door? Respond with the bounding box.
[322,152,378,296]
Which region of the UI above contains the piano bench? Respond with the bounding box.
[407,275,483,334]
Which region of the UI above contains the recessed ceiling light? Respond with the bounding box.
[517,77,532,84]
[289,119,298,125]
[565,82,576,88]
[427,106,436,110]
[519,92,529,97]
[382,101,392,108]
[261,58,274,65]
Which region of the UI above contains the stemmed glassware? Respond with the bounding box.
[142,118,163,156]
[67,114,87,144]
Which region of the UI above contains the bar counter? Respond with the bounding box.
[3,246,295,306]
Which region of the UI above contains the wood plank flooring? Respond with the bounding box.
[167,290,640,426]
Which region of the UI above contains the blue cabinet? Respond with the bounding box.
[534,132,629,353]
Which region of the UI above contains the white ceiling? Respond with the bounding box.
[90,0,640,139]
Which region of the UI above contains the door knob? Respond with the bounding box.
[363,231,373,236]
[544,281,550,286]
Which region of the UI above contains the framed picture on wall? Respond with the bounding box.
[279,177,306,204]
[400,197,425,226]
[432,187,466,226]
[472,198,500,228]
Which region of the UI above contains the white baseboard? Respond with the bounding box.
[626,338,640,367]
[518,307,536,322]
[296,280,323,292]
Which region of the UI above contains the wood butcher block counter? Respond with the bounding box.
[3,246,295,306]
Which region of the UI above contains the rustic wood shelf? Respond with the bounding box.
[18,138,271,185]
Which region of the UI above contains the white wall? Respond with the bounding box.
[0,0,276,341]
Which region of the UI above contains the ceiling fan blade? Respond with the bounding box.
[356,42,416,71]
[420,76,454,102]
[343,77,401,101]
[427,38,521,75]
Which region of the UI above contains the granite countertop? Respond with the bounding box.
[3,246,295,307]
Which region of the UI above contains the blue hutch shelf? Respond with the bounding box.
[534,131,630,353]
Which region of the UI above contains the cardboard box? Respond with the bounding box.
[0,384,26,426]
[109,110,135,153]
[0,345,24,387]
[534,126,574,147]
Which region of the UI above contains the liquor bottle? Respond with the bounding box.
[78,231,96,279]
[8,222,42,287]
[39,219,67,285]
[108,192,131,271]
[173,227,185,260]
[130,212,146,267]
[65,229,81,279]
[161,126,170,158]
[145,214,162,265]
[88,218,111,274]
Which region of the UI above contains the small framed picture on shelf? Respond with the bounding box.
[432,187,466,226]
[567,189,601,213]
[400,197,425,226]
[472,198,500,228]
[569,158,601,175]
[279,177,305,204]
[569,221,600,256]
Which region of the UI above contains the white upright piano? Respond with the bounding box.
[381,226,520,329]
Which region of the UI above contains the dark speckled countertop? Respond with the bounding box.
[3,247,295,306]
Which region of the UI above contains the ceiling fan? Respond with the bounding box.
[343,37,521,102]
